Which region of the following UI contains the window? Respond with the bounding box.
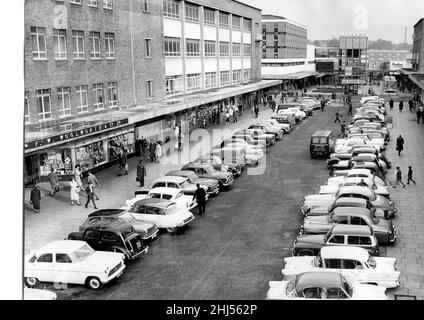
[103,0,113,10]
[57,87,71,116]
[243,44,251,56]
[219,42,229,57]
[204,8,215,25]
[142,0,149,11]
[348,236,372,245]
[186,73,201,92]
[343,259,362,269]
[186,39,200,57]
[232,70,241,84]
[72,30,85,59]
[274,23,278,33]
[53,29,67,59]
[243,69,251,81]
[36,254,53,263]
[89,32,101,59]
[163,0,180,19]
[185,4,199,22]
[92,83,105,110]
[204,41,216,57]
[205,72,217,89]
[31,27,47,59]
[219,12,229,28]
[165,75,183,95]
[88,0,98,6]
[107,82,118,107]
[75,85,88,113]
[56,254,72,263]
[232,16,241,30]
[70,0,82,4]
[325,258,342,269]
[232,43,241,56]
[220,71,230,86]
[145,39,152,57]
[105,33,115,58]
[328,235,344,244]
[24,92,30,124]
[351,216,366,225]
[164,37,181,56]
[36,89,52,120]
[146,80,154,99]
[243,18,252,32]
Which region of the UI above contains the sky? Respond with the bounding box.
[240,0,424,43]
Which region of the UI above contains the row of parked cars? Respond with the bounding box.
[24,99,317,294]
[267,95,402,300]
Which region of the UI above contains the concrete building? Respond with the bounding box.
[24,0,280,186]
[339,33,368,80]
[367,49,412,71]
[412,18,424,72]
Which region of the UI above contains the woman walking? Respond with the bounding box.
[69,177,81,206]
[30,184,41,213]
[155,141,162,163]
[74,165,83,189]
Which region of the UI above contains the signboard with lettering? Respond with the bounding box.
[25,119,129,151]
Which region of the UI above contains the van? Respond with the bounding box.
[310,130,335,158]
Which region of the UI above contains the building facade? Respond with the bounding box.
[339,33,368,80]
[412,18,424,72]
[367,49,412,71]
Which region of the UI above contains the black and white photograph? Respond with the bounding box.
[1,0,424,306]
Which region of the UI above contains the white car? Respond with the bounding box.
[327,169,387,187]
[287,107,306,121]
[127,198,195,233]
[266,271,387,300]
[320,177,390,199]
[225,142,264,159]
[24,287,57,300]
[360,96,380,105]
[124,187,197,211]
[282,246,400,288]
[299,97,321,109]
[24,240,126,290]
[260,119,291,133]
[335,137,381,153]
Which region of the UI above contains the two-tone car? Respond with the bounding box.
[193,155,242,177]
[182,163,234,190]
[327,168,387,188]
[166,170,221,195]
[318,177,390,199]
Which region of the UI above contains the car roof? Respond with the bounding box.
[88,209,125,218]
[87,219,133,232]
[133,198,175,208]
[338,186,373,196]
[149,187,183,196]
[320,246,369,261]
[36,240,87,255]
[333,207,371,217]
[346,169,372,175]
[344,176,372,184]
[331,224,373,236]
[312,130,332,137]
[184,163,213,168]
[152,176,187,183]
[335,197,367,206]
[295,272,343,291]
[166,170,194,177]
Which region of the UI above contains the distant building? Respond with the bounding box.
[367,49,412,71]
[381,60,412,73]
[339,33,368,80]
[412,18,424,72]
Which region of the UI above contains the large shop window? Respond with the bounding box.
[39,149,73,177]
[108,133,135,160]
[76,141,106,172]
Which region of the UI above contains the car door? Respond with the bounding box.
[341,259,366,284]
[33,253,54,282]
[141,206,162,227]
[53,253,75,284]
[83,230,103,251]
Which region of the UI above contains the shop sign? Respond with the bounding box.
[25,119,129,150]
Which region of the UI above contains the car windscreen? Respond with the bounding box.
[72,243,95,261]
[312,137,327,144]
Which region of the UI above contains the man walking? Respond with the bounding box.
[407,166,416,185]
[48,168,59,196]
[417,107,423,124]
[389,98,394,110]
[193,183,207,215]
[321,99,325,112]
[334,111,341,123]
[87,172,100,200]
[85,181,98,209]
[30,184,41,213]
[399,100,404,112]
[338,121,346,137]
[149,140,156,162]
[136,160,147,187]
[396,135,405,156]
[394,167,406,188]
[409,99,414,112]
[347,102,353,115]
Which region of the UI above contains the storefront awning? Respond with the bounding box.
[408,74,424,91]
[261,71,319,80]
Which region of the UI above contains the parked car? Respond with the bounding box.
[266,271,387,300]
[182,163,234,189]
[232,132,268,149]
[24,240,126,290]
[329,154,387,174]
[223,142,264,162]
[222,137,265,153]
[128,198,195,233]
[351,147,391,168]
[208,147,247,168]
[292,225,380,256]
[194,155,242,177]
[68,220,148,261]
[300,207,397,245]
[79,209,159,241]
[248,124,283,140]
[319,177,390,200]
[260,119,291,133]
[326,153,353,168]
[214,145,261,166]
[282,246,400,288]
[166,170,220,195]
[271,113,296,126]
[276,104,306,121]
[299,97,321,109]
[234,129,275,146]
[136,175,208,198]
[327,168,387,188]
[331,161,386,181]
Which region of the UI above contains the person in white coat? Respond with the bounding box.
[69,177,81,206]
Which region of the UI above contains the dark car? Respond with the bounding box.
[292,225,380,256]
[248,124,283,140]
[68,220,148,261]
[182,163,234,189]
[331,161,385,181]
[165,170,220,195]
[79,209,158,241]
[194,155,242,176]
[310,130,335,159]
[352,147,391,169]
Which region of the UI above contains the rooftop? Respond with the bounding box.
[320,246,369,261]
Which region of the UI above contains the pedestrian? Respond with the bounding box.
[48,168,59,196]
[85,181,98,209]
[339,121,346,137]
[254,104,259,118]
[389,98,394,110]
[407,166,416,185]
[136,160,147,187]
[30,184,41,213]
[393,167,406,188]
[320,99,325,112]
[396,135,405,156]
[347,102,353,115]
[118,150,128,175]
[233,105,238,123]
[409,99,414,112]
[74,164,84,189]
[229,105,234,123]
[225,109,230,125]
[87,172,100,200]
[417,107,423,124]
[69,177,81,206]
[177,134,182,152]
[399,100,404,112]
[334,111,341,123]
[155,141,162,163]
[149,140,156,162]
[193,183,207,215]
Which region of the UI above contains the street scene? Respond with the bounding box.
[21,0,424,301]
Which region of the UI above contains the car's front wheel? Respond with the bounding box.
[25,277,39,288]
[86,277,103,290]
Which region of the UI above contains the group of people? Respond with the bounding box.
[393,134,416,188]
[136,137,169,163]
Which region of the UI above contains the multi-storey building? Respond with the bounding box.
[24,0,278,186]
[339,33,368,81]
[367,49,412,71]
[412,18,424,72]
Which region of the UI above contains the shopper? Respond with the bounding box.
[87,172,100,200]
[409,99,414,112]
[320,99,325,111]
[177,134,182,152]
[141,136,148,158]
[399,100,404,112]
[347,102,353,115]
[338,121,346,137]
[155,141,162,163]
[48,168,59,196]
[30,184,41,213]
[389,98,394,110]
[254,104,259,118]
[193,183,207,215]
[74,165,84,189]
[417,107,423,124]
[85,181,98,209]
[69,177,81,206]
[396,135,405,156]
[334,111,341,123]
[407,166,416,185]
[136,160,147,187]
[149,140,156,162]
[225,109,230,125]
[394,167,406,188]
